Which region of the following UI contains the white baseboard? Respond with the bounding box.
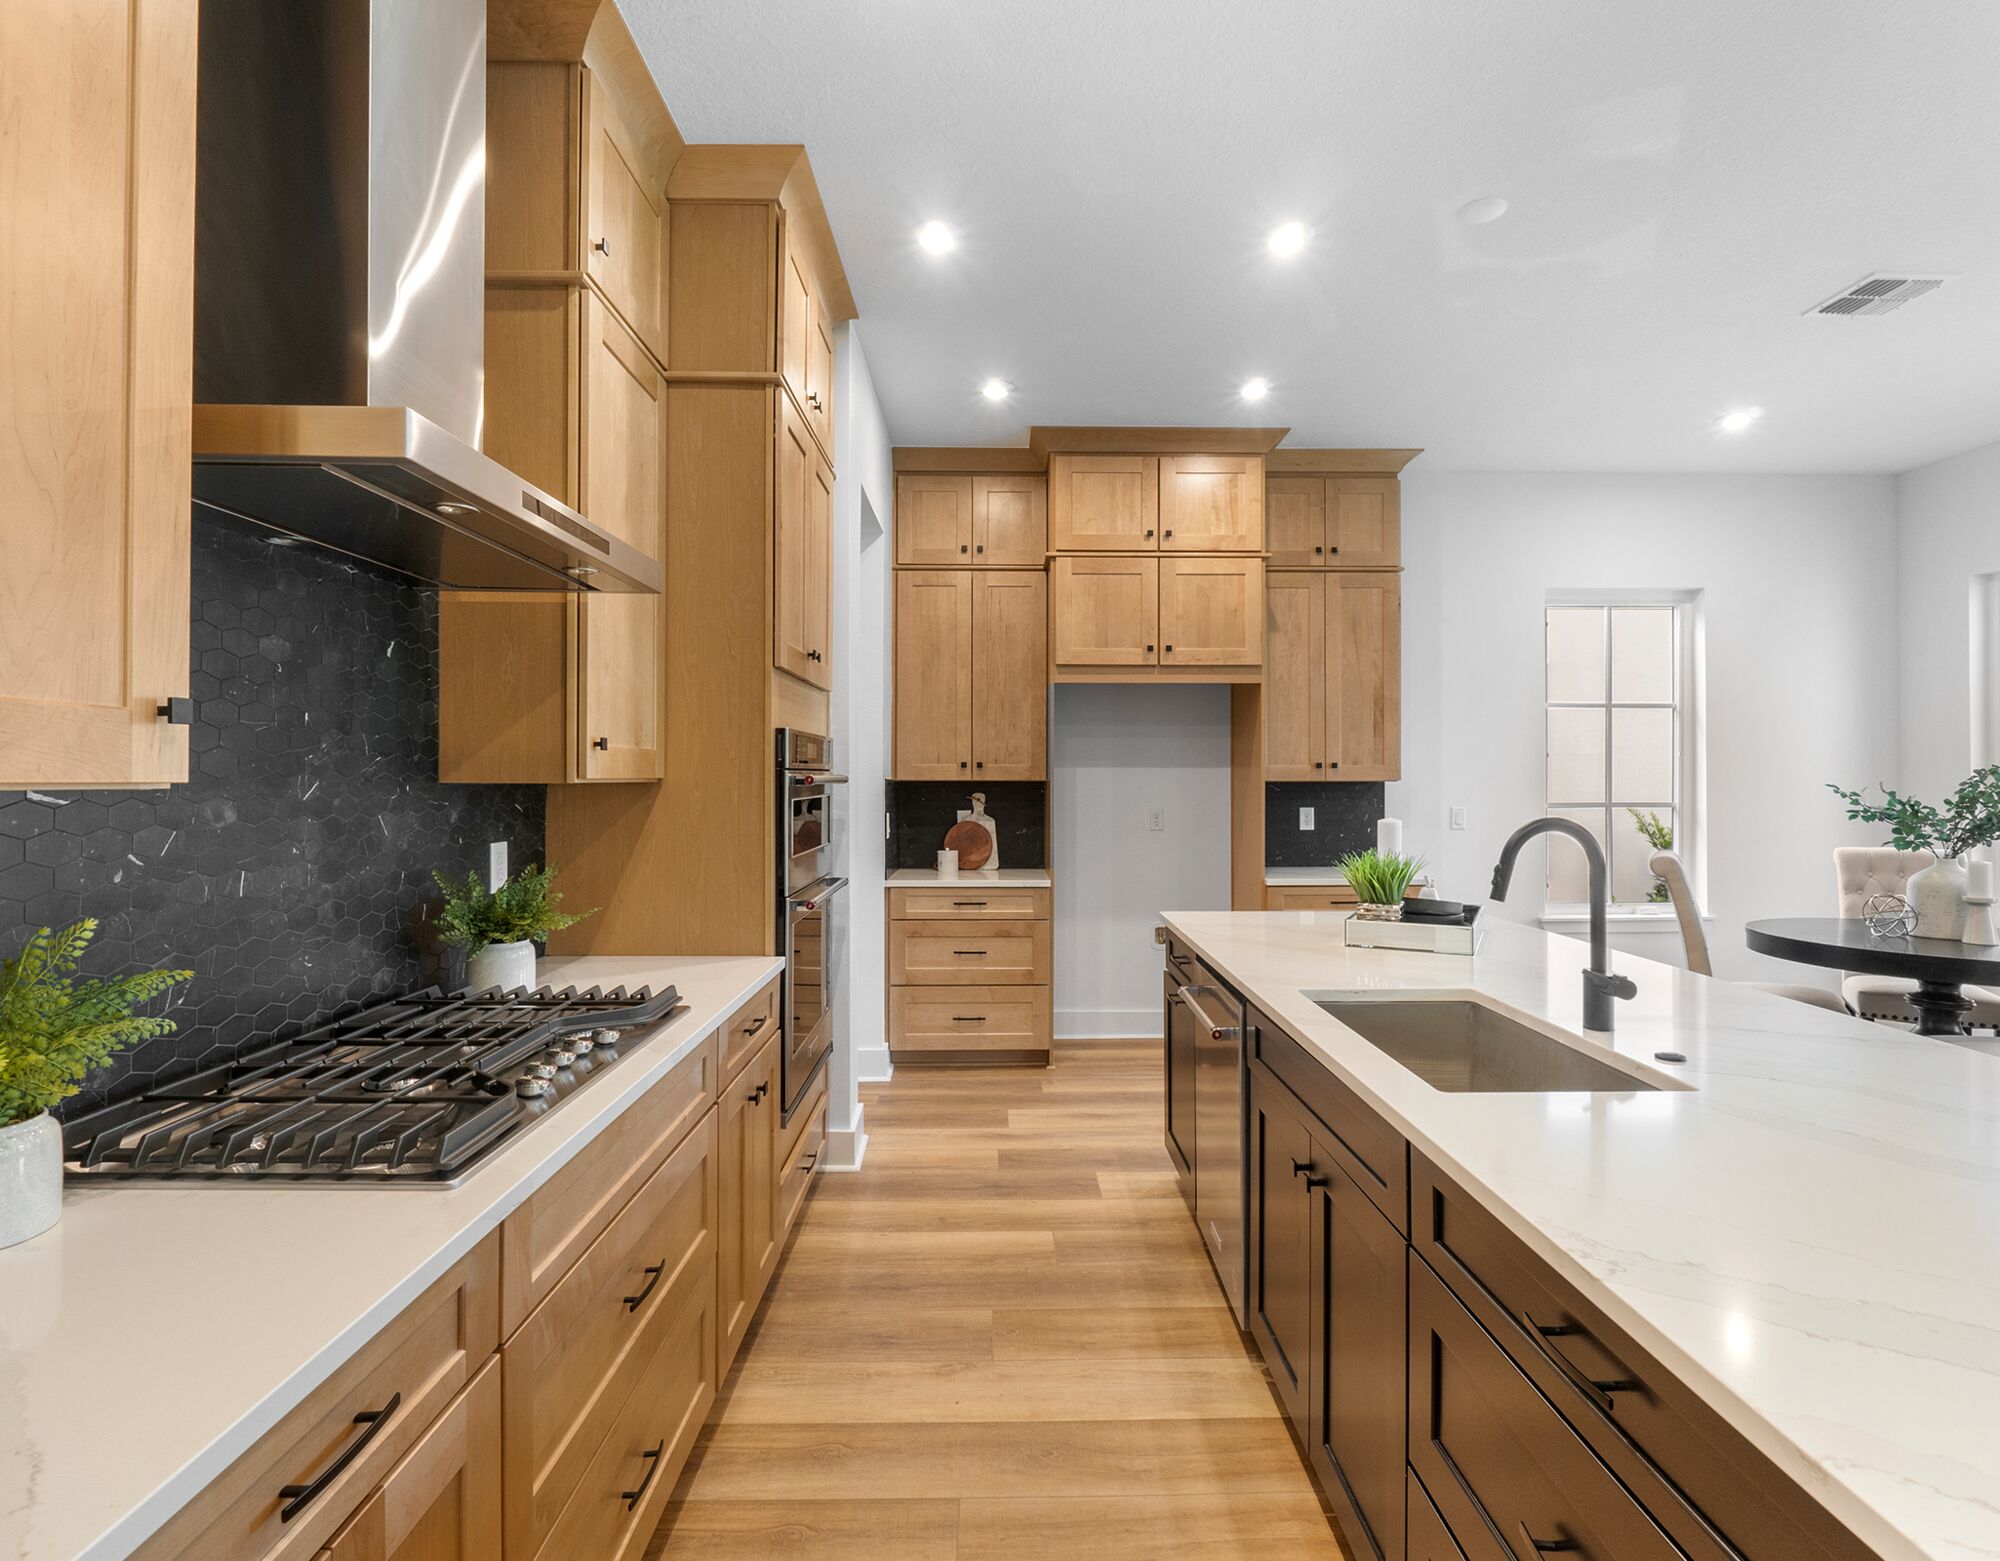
[1056,1007,1163,1041]
[821,1103,867,1172]
[854,1043,894,1084]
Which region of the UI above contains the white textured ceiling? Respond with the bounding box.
[629,1,2000,472]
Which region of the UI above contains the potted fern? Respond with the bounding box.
[0,919,191,1249]
[433,862,596,993]
[1338,848,1426,922]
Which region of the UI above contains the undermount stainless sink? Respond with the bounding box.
[1312,998,1690,1093]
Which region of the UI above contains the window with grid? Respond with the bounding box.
[1545,604,1682,910]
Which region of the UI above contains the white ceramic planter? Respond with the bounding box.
[1909,856,1970,941]
[0,1112,62,1251]
[466,939,537,993]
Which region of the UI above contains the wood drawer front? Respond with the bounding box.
[718,978,781,1084]
[1413,1155,1871,1561]
[502,1109,718,1561]
[889,920,1051,985]
[778,1081,828,1238]
[891,985,1052,1056]
[1268,886,1356,911]
[1409,1253,1689,1561]
[133,1239,499,1561]
[531,1245,716,1561]
[501,1035,716,1336]
[890,885,1051,920]
[1250,1013,1407,1233]
[1408,1469,1470,1561]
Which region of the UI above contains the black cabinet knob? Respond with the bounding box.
[156,697,193,726]
[592,737,609,750]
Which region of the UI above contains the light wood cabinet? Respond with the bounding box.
[1049,454,1160,550]
[1267,476,1328,567]
[581,69,666,360]
[889,919,1052,985]
[1264,475,1400,568]
[318,1361,502,1561]
[775,396,834,689]
[894,570,1046,781]
[1052,556,1263,673]
[780,227,837,456]
[717,1034,781,1381]
[1051,556,1159,665]
[889,891,1053,1066]
[1263,571,1400,780]
[973,475,1047,564]
[1161,557,1264,665]
[1160,455,1263,551]
[1,0,196,789]
[897,474,1047,565]
[897,474,975,565]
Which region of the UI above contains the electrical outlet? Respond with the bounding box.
[1148,808,1166,832]
[1298,806,1315,831]
[1449,807,1468,831]
[488,840,508,890]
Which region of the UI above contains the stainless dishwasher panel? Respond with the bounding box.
[1180,962,1247,1326]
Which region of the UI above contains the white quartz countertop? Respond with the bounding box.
[1160,911,2000,1561]
[1263,866,1438,888]
[0,953,782,1561]
[887,867,1053,888]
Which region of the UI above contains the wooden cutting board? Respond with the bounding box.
[943,819,993,870]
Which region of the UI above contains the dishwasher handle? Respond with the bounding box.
[1176,983,1241,1042]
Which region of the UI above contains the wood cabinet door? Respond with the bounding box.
[1307,1142,1407,1561]
[575,594,661,781]
[1327,572,1400,780]
[1267,477,1327,567]
[1160,557,1264,666]
[319,1361,501,1561]
[582,69,665,359]
[778,232,813,414]
[3,0,194,789]
[1049,454,1159,550]
[803,447,835,688]
[971,474,1047,565]
[806,287,836,452]
[1263,572,1324,778]
[971,571,1047,780]
[1159,455,1263,551]
[893,570,973,779]
[717,1035,780,1380]
[1248,1066,1314,1435]
[1050,556,1159,666]
[897,474,974,565]
[773,398,817,682]
[580,291,665,552]
[1326,477,1400,568]
[1407,1471,1471,1561]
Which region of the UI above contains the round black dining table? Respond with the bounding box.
[1745,918,2000,1036]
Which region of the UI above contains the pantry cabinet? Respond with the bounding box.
[780,229,837,455]
[894,570,1047,779]
[775,396,835,689]
[1,0,196,789]
[1262,571,1400,780]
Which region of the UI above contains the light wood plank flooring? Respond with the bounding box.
[648,1037,1342,1560]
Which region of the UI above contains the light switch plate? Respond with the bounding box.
[1299,807,1315,831]
[1449,807,1468,831]
[488,840,509,890]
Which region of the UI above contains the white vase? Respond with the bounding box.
[0,1112,63,1251]
[466,939,537,993]
[1909,856,1970,941]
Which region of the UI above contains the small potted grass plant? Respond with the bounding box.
[1338,848,1425,922]
[0,919,191,1249]
[434,862,596,993]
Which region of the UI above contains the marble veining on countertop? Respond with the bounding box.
[888,867,1053,888]
[1160,910,2000,1561]
[0,953,783,1561]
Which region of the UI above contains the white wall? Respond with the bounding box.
[827,323,892,1169]
[1052,684,1232,1037]
[1896,437,2000,797]
[1392,471,1900,983]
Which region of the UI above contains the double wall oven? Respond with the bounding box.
[776,729,846,1119]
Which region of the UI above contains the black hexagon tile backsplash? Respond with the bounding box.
[0,516,545,1114]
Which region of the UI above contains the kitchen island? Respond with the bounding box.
[0,954,786,1561]
[1162,910,2000,1561]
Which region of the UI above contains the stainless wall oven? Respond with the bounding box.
[777,729,845,1118]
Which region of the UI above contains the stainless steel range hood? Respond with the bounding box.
[190,0,659,594]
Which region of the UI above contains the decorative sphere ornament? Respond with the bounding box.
[1862,893,1916,938]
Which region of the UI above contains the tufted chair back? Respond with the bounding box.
[1833,847,1935,917]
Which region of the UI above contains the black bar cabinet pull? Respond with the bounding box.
[1516,1520,1582,1554]
[278,1392,401,1521]
[623,1261,666,1312]
[954,949,988,956]
[952,1015,988,1023]
[741,1014,769,1036]
[621,1439,667,1510]
[1290,1158,1313,1179]
[1304,1174,1329,1190]
[951,900,988,907]
[1519,1310,1641,1415]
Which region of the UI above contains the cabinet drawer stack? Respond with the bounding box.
[888,887,1053,1065]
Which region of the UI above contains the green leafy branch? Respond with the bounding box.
[431,862,596,957]
[1337,849,1426,906]
[0,919,192,1128]
[1627,809,1673,902]
[1827,765,2000,861]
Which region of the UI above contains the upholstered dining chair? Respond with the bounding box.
[1650,851,1851,1012]
[1832,847,2000,1029]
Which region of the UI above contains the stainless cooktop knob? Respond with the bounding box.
[593,1028,622,1048]
[525,1062,557,1081]
[515,1075,553,1099]
[547,1046,576,1069]
[571,1032,596,1055]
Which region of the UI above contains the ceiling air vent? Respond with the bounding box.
[1807,273,1952,317]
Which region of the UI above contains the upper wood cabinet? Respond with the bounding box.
[1049,455,1160,550]
[1,0,196,790]
[1161,557,1264,666]
[894,569,1046,780]
[1051,556,1159,665]
[1265,474,1400,568]
[1052,556,1263,674]
[1160,455,1263,551]
[1264,571,1401,780]
[897,474,975,565]
[775,396,834,690]
[896,473,1047,566]
[582,69,667,359]
[974,475,1048,565]
[780,225,836,456]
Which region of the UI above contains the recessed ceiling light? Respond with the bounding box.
[1716,407,1764,433]
[916,220,957,255]
[1266,221,1309,258]
[980,378,1011,402]
[1240,377,1271,402]
[1458,196,1509,225]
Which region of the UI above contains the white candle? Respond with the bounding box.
[1969,859,1994,900]
[1376,817,1403,859]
